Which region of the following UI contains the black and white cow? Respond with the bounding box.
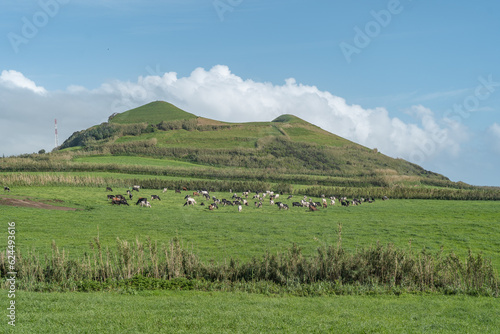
[279,203,289,210]
[136,197,148,205]
[184,197,197,206]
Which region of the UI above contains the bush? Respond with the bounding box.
[2,232,498,296]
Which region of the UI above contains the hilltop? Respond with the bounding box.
[108,101,198,124]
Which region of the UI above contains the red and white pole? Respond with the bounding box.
[54,119,59,148]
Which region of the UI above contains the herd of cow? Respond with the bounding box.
[3,184,386,211]
[106,186,161,207]
[106,186,386,211]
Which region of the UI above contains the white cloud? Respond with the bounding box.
[488,123,500,154]
[0,66,472,167]
[489,123,500,137]
[0,70,47,95]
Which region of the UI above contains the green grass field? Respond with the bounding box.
[2,185,499,268]
[1,181,499,333]
[3,290,499,333]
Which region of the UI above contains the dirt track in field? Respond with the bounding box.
[0,197,77,211]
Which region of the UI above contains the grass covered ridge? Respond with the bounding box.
[51,100,457,187]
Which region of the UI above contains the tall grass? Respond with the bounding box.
[2,149,499,198]
[0,173,110,187]
[1,227,498,296]
[1,170,498,200]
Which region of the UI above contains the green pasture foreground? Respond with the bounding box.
[2,290,499,333]
[1,185,500,270]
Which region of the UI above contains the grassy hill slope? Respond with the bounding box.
[53,101,454,187]
[109,101,198,124]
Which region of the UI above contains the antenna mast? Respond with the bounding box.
[54,119,59,148]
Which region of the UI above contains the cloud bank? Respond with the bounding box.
[0,65,488,182]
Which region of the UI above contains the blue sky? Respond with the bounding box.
[1,0,499,186]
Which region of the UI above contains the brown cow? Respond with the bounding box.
[112,198,129,206]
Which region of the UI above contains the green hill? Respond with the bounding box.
[56,101,454,187]
[272,114,308,124]
[109,101,197,124]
